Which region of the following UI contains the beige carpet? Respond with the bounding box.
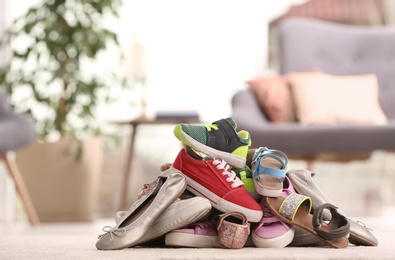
[0,215,394,260]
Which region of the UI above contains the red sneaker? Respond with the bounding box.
[172,147,263,222]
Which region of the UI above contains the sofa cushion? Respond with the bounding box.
[247,75,296,122]
[288,72,388,125]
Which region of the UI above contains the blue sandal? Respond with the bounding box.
[251,147,288,197]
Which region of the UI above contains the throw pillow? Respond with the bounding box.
[288,72,388,125]
[247,75,296,122]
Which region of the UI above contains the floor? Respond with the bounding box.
[0,215,394,260]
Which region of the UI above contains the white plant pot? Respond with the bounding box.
[16,137,103,222]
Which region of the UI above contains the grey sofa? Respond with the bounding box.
[231,18,395,162]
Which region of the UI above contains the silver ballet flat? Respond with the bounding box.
[96,168,187,250]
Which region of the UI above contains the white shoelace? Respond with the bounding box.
[212,158,243,188]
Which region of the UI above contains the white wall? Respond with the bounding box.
[117,1,288,122]
[0,161,16,222]
[122,1,268,111]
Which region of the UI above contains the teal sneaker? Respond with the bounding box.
[173,117,251,168]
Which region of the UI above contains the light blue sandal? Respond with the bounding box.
[251,147,288,197]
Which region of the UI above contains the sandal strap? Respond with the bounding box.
[254,164,286,181]
[312,203,351,241]
[279,193,312,221]
[252,147,288,181]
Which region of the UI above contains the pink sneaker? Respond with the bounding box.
[252,176,295,248]
[165,215,221,248]
[172,147,263,222]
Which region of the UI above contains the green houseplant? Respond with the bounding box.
[0,0,132,145]
[0,0,134,221]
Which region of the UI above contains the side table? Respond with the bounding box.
[113,115,200,210]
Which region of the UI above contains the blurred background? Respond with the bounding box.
[1,0,395,224]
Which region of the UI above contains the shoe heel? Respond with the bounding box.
[254,176,283,197]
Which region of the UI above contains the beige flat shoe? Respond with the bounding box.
[114,196,212,246]
[96,168,186,250]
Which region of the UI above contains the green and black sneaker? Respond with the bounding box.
[173,117,251,168]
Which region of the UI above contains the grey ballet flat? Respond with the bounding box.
[287,169,378,247]
[114,196,212,245]
[96,168,187,250]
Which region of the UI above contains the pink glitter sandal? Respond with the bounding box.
[217,212,250,249]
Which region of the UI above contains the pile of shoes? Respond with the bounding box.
[96,117,378,250]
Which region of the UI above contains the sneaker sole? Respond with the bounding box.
[178,170,263,222]
[165,232,221,248]
[138,196,212,244]
[175,126,247,168]
[252,227,295,248]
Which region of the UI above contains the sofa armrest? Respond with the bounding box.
[231,89,270,127]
